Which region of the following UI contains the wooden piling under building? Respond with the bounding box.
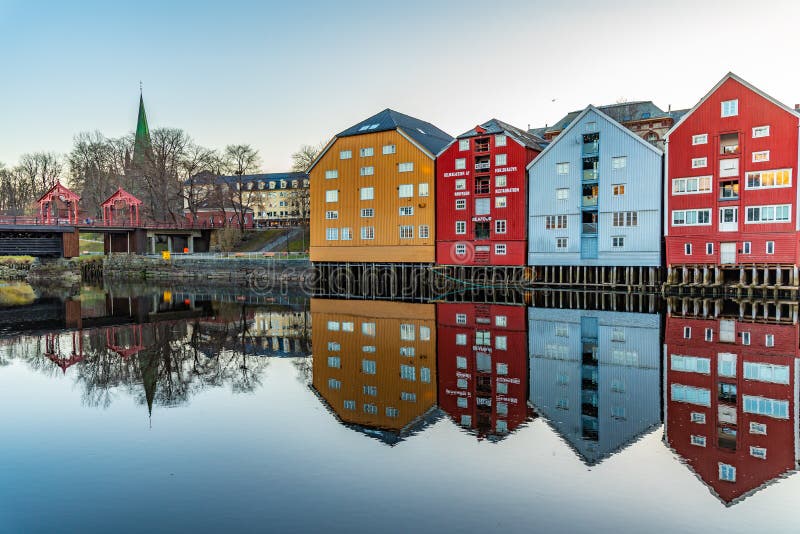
[529,265,664,292]
[664,264,800,299]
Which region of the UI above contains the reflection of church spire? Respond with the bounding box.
[131,89,153,172]
[137,352,158,418]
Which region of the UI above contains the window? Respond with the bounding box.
[495,335,507,350]
[399,206,414,216]
[556,162,569,174]
[495,220,506,234]
[360,187,374,200]
[611,328,625,342]
[457,396,468,408]
[744,362,789,384]
[705,328,713,341]
[326,228,339,241]
[718,463,736,482]
[672,209,711,226]
[360,208,374,218]
[363,346,376,354]
[474,221,490,239]
[400,323,415,341]
[556,237,568,249]
[721,99,738,117]
[325,170,338,179]
[742,331,751,345]
[455,199,466,210]
[458,139,470,151]
[745,169,791,189]
[692,133,708,145]
[494,134,507,147]
[545,215,568,229]
[328,378,341,390]
[612,236,624,248]
[454,158,466,170]
[360,166,374,176]
[418,225,429,239]
[418,182,429,197]
[718,353,736,377]
[720,180,739,199]
[455,313,467,325]
[455,244,466,256]
[612,184,625,196]
[359,147,373,157]
[767,241,775,254]
[476,331,490,346]
[753,150,770,163]
[746,205,791,223]
[556,188,569,200]
[752,125,770,138]
[497,382,508,394]
[672,176,712,194]
[685,243,692,255]
[720,158,739,177]
[325,210,338,220]
[691,435,706,447]
[327,356,341,368]
[328,341,341,351]
[691,412,706,424]
[612,211,638,227]
[383,144,396,154]
[495,154,507,166]
[339,150,352,159]
[610,379,624,392]
[765,333,775,347]
[475,197,490,215]
[684,326,692,339]
[750,422,767,435]
[671,354,711,374]
[398,184,413,198]
[493,363,507,376]
[750,446,767,460]
[496,175,507,187]
[398,162,413,172]
[611,156,627,169]
[706,242,714,255]
[691,157,707,169]
[455,179,466,190]
[460,415,472,426]
[327,321,340,331]
[399,346,415,358]
[362,403,377,415]
[399,225,414,239]
[343,400,355,411]
[340,322,354,332]
[400,365,416,381]
[743,395,789,419]
[360,226,374,240]
[419,326,430,341]
[325,190,338,203]
[495,196,507,208]
[361,359,376,374]
[494,244,507,255]
[420,367,431,383]
[671,384,711,406]
[456,356,467,369]
[455,333,467,346]
[455,221,466,234]
[363,385,377,397]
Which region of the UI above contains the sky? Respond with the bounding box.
[1,0,799,172]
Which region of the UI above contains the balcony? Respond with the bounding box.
[582,142,599,157]
[582,169,598,182]
[582,195,598,208]
[720,132,739,155]
[475,160,491,171]
[582,222,598,234]
[475,139,490,153]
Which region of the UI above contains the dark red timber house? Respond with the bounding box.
[664,303,800,504]
[665,73,800,288]
[436,120,544,266]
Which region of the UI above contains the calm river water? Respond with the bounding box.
[1,283,799,533]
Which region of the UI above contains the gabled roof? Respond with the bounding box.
[456,118,546,151]
[545,101,674,136]
[666,72,800,139]
[101,187,142,207]
[309,109,453,171]
[36,180,80,203]
[527,105,663,171]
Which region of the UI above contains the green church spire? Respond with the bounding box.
[132,89,153,171]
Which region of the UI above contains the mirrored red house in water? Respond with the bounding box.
[664,309,800,505]
[528,307,662,464]
[310,299,440,445]
[437,303,534,440]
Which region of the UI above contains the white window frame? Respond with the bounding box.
[752,150,770,163]
[494,244,507,255]
[692,133,708,145]
[495,154,507,166]
[382,144,396,155]
[418,225,429,239]
[556,162,569,175]
[339,150,352,160]
[360,187,374,201]
[454,158,466,170]
[325,190,338,203]
[398,162,413,173]
[325,170,338,179]
[458,139,470,151]
[611,156,627,169]
[495,220,507,234]
[691,157,707,169]
[455,221,466,234]
[721,99,738,117]
[455,199,466,210]
[752,126,770,138]
[672,209,712,226]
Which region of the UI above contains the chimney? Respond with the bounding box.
[668,104,671,112]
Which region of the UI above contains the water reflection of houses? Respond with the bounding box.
[437,303,533,441]
[311,298,440,445]
[529,307,662,464]
[664,298,800,505]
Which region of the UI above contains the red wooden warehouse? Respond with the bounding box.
[664,311,799,504]
[436,120,544,265]
[436,303,531,439]
[665,73,800,284]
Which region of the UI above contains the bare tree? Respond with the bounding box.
[67,131,120,218]
[222,144,261,232]
[16,152,64,195]
[179,145,218,223]
[291,142,324,172]
[143,127,191,222]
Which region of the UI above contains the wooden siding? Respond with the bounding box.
[528,108,663,267]
[62,230,79,258]
[666,76,800,266]
[310,299,437,432]
[310,130,436,263]
[436,133,537,266]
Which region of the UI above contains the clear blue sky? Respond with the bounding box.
[1,0,799,171]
